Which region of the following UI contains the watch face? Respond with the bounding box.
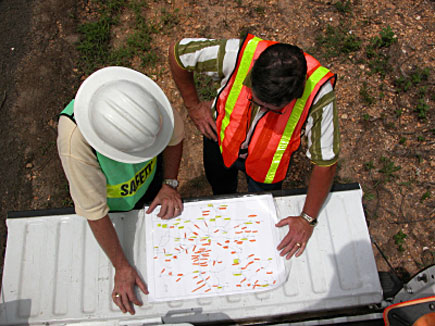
[164,179,179,188]
[301,213,317,227]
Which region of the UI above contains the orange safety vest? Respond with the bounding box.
[215,34,336,184]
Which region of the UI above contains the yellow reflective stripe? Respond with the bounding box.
[219,36,262,151]
[264,66,330,183]
[106,158,156,198]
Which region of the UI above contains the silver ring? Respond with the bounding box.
[296,242,301,248]
[175,207,179,210]
[114,293,120,298]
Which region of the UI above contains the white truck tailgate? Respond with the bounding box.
[0,187,382,325]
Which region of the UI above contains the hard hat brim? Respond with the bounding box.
[74,67,175,163]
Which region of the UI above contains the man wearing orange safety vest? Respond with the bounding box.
[169,34,340,260]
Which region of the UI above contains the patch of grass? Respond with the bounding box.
[385,121,395,129]
[366,52,391,79]
[77,16,115,74]
[62,197,74,207]
[362,113,371,121]
[62,184,74,207]
[415,88,430,119]
[360,82,375,105]
[395,108,402,117]
[379,156,401,182]
[365,26,397,78]
[76,0,165,74]
[194,74,219,101]
[394,67,431,120]
[334,0,352,14]
[363,192,375,201]
[369,25,397,49]
[254,6,266,15]
[125,20,159,67]
[420,191,430,203]
[76,0,127,74]
[393,230,407,252]
[315,24,361,59]
[160,7,180,30]
[364,160,375,171]
[399,180,413,187]
[399,137,406,144]
[122,1,160,67]
[394,67,430,93]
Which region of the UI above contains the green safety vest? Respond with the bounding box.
[60,100,157,211]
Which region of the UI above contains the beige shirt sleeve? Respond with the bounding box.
[57,116,109,220]
[168,107,185,146]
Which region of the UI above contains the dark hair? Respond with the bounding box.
[251,43,307,107]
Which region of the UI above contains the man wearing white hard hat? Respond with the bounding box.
[57,66,184,314]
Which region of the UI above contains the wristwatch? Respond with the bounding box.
[300,212,318,227]
[163,178,179,189]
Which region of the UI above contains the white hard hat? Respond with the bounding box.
[74,67,174,163]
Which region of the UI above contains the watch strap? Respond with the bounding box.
[300,212,318,227]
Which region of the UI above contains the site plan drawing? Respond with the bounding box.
[145,194,287,302]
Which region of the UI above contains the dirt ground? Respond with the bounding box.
[0,0,433,288]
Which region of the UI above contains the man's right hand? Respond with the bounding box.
[188,101,217,141]
[87,216,149,315]
[112,264,149,315]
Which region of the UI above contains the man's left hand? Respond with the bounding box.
[146,185,183,219]
[276,216,314,259]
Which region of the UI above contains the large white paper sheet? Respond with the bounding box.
[145,194,287,302]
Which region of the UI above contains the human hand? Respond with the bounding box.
[188,101,217,141]
[146,184,183,219]
[112,264,148,314]
[275,216,314,259]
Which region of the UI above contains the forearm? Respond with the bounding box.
[302,163,337,219]
[169,42,200,109]
[88,215,129,269]
[162,141,183,179]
